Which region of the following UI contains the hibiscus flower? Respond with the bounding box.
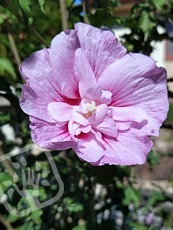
[20,23,168,166]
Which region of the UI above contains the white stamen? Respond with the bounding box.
[85,101,96,112]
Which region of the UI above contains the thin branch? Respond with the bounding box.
[88,167,95,230]
[28,25,48,47]
[59,0,69,30]
[7,33,21,67]
[0,147,15,177]
[83,0,90,24]
[4,0,48,47]
[0,214,14,230]
[4,0,23,22]
[168,90,173,98]
[162,123,173,129]
[167,78,173,82]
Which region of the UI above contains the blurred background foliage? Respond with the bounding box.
[0,0,173,229]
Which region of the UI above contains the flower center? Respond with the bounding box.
[85,101,96,113]
[77,99,97,118]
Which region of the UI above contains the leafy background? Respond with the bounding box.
[0,0,173,229]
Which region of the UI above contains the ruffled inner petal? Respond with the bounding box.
[76,132,105,163]
[48,102,73,122]
[89,104,108,124]
[74,48,97,98]
[94,118,118,138]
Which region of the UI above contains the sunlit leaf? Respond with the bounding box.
[8,213,18,223]
[138,11,156,33]
[147,191,165,208]
[30,209,43,224]
[0,173,13,196]
[15,222,34,230]
[123,186,140,208]
[19,0,31,24]
[67,203,83,213]
[38,0,46,13]
[0,57,16,79]
[147,150,160,166]
[19,0,31,16]
[42,169,50,178]
[152,0,166,9]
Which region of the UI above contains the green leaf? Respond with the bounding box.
[18,0,31,16]
[63,198,83,213]
[147,191,165,208]
[147,150,160,166]
[0,113,11,125]
[18,0,31,24]
[152,0,166,9]
[38,187,47,200]
[8,213,18,222]
[123,186,140,208]
[67,203,83,213]
[0,0,20,21]
[66,0,73,7]
[0,57,16,79]
[15,222,33,230]
[0,172,13,195]
[89,8,115,27]
[30,209,43,224]
[166,102,173,124]
[139,11,156,33]
[38,0,46,13]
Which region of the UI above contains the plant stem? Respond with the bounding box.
[0,147,15,177]
[167,78,173,82]
[7,33,21,67]
[88,166,95,230]
[28,25,48,46]
[59,0,69,30]
[83,0,90,24]
[168,90,173,98]
[5,0,48,47]
[0,213,14,230]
